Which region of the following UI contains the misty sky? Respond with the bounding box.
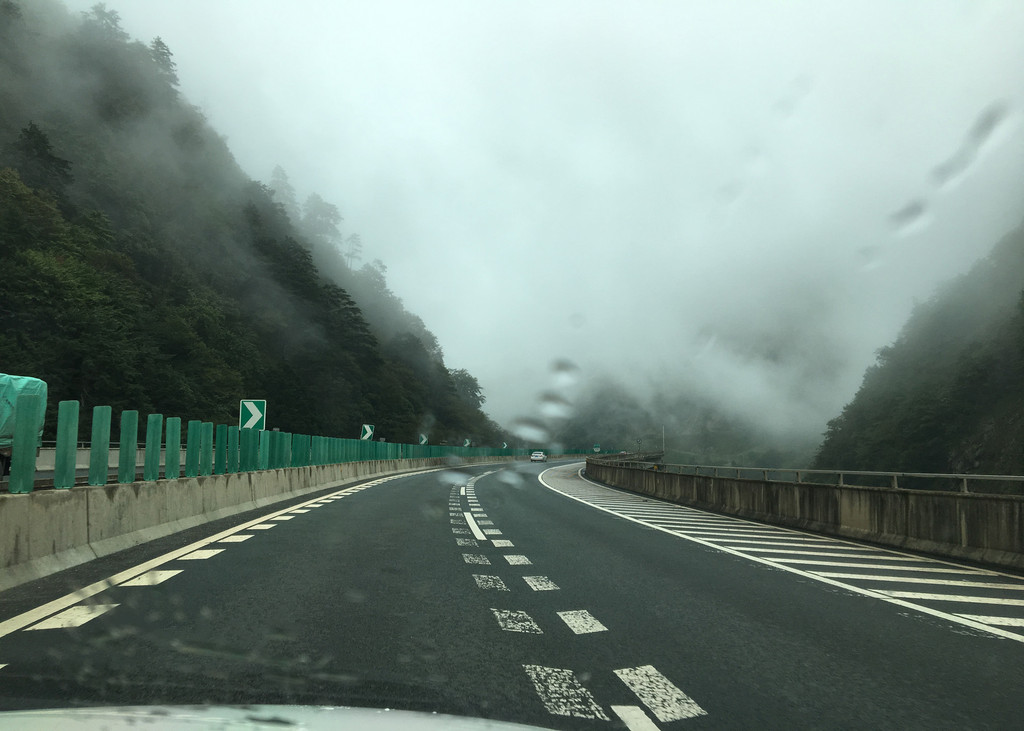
[61,0,1024,438]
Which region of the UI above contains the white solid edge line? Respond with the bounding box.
[534,465,1024,645]
[0,465,450,639]
[463,512,487,541]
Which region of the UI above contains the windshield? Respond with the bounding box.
[2,1,1024,728]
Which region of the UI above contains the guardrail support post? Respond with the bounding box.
[54,400,80,489]
[199,422,214,476]
[961,477,969,494]
[88,405,112,486]
[184,420,201,478]
[8,393,42,493]
[118,410,138,484]
[214,424,227,475]
[891,474,899,489]
[143,413,163,482]
[165,417,181,479]
[227,426,239,472]
[258,430,270,469]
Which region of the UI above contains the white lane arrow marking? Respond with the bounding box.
[242,401,262,428]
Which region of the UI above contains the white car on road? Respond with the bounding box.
[530,451,547,462]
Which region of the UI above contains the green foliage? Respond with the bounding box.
[814,223,1024,474]
[0,1,502,446]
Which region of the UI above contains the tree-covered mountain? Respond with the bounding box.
[0,0,504,445]
[813,218,1024,474]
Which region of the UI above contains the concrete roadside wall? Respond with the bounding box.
[0,455,513,592]
[586,459,1024,571]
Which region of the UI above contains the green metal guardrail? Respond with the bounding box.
[3,395,592,493]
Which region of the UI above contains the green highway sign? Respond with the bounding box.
[593,443,601,453]
[360,424,374,440]
[239,399,267,430]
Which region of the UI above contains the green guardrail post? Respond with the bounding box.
[258,430,270,470]
[214,424,227,475]
[281,432,292,468]
[227,426,239,472]
[54,400,80,489]
[88,405,112,486]
[184,420,201,478]
[199,422,214,476]
[143,413,163,481]
[165,417,181,479]
[8,393,42,493]
[118,410,138,484]
[239,428,256,471]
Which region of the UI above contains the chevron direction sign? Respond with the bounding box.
[239,399,267,430]
[360,424,374,441]
[419,434,428,445]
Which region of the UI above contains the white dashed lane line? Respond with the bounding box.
[178,549,224,560]
[492,539,514,547]
[503,555,532,565]
[557,610,608,634]
[474,575,511,591]
[523,576,560,591]
[614,665,707,722]
[463,554,491,565]
[218,534,253,543]
[523,665,609,720]
[25,604,120,631]
[119,570,183,586]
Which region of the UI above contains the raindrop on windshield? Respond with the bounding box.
[510,416,549,443]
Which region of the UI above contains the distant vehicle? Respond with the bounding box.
[0,373,48,476]
[530,451,547,462]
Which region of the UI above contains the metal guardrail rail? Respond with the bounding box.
[587,455,1024,496]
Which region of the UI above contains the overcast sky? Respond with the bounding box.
[62,0,1024,438]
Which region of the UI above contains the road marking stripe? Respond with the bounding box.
[452,528,471,535]
[463,553,491,565]
[522,665,608,720]
[492,609,543,633]
[456,538,479,547]
[537,465,1024,644]
[119,570,182,586]
[774,560,975,572]
[179,549,224,560]
[815,574,1024,590]
[473,575,510,591]
[478,520,495,525]
[26,604,119,630]
[879,591,1024,606]
[0,664,6,671]
[611,705,660,731]
[451,518,467,525]
[614,664,706,722]
[0,467,456,640]
[483,528,503,535]
[463,512,487,540]
[703,539,858,549]
[504,554,532,565]
[524,576,560,591]
[956,614,1024,627]
[250,523,277,530]
[272,515,295,521]
[492,540,515,548]
[558,610,608,634]
[288,509,310,514]
[460,485,466,495]
[741,549,910,558]
[218,534,253,543]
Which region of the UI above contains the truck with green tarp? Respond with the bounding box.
[0,374,48,476]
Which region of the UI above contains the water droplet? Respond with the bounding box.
[538,391,573,420]
[497,470,525,487]
[889,199,930,235]
[932,101,1011,187]
[437,469,470,487]
[549,359,580,388]
[858,245,883,272]
[511,417,549,443]
[345,589,366,603]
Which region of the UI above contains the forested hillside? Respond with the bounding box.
[0,0,503,445]
[814,219,1024,474]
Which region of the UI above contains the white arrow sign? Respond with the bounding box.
[239,399,266,430]
[463,438,471,447]
[360,424,374,440]
[419,434,428,445]
[502,442,508,449]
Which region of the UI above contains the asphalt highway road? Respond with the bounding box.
[1,461,1023,729]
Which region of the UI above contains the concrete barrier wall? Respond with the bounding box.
[0,455,513,592]
[586,459,1024,571]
